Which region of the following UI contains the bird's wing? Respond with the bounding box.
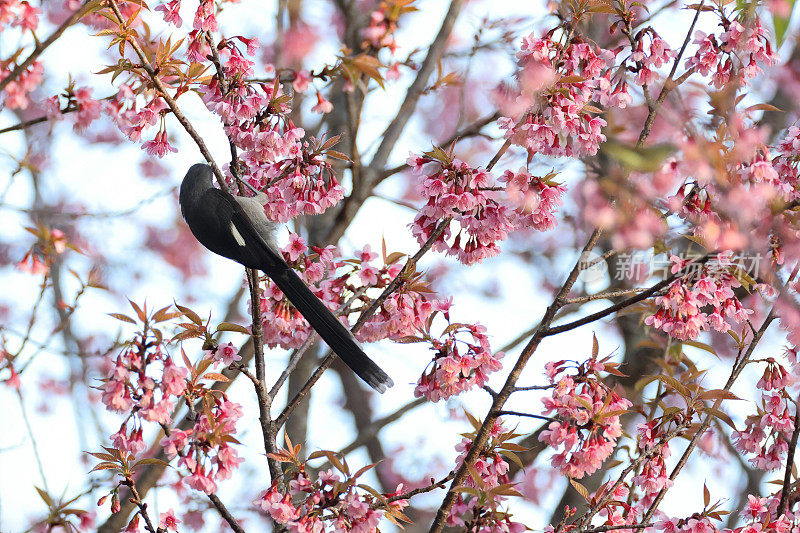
[203,188,285,271]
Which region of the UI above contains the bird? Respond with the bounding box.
[179,163,393,393]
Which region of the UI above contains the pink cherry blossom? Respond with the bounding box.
[311,92,333,114]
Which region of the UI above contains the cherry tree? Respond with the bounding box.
[2,0,800,531]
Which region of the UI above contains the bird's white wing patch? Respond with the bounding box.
[230,222,246,246]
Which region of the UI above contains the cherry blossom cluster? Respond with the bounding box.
[351,246,440,344]
[729,494,794,533]
[632,420,674,507]
[769,125,800,202]
[15,225,69,276]
[101,343,186,426]
[499,34,614,158]
[644,254,752,341]
[356,289,438,343]
[1,60,42,110]
[255,438,407,532]
[629,30,676,86]
[669,182,714,221]
[361,3,398,53]
[226,110,304,191]
[650,515,719,533]
[99,308,247,498]
[586,482,640,527]
[104,84,179,156]
[359,0,415,80]
[102,364,180,472]
[69,86,104,131]
[0,0,41,112]
[647,494,794,533]
[571,419,680,525]
[413,315,503,402]
[500,167,566,232]
[686,19,778,88]
[257,475,386,532]
[656,121,800,255]
[539,355,632,479]
[447,419,525,532]
[193,0,217,33]
[195,40,347,221]
[678,117,800,248]
[578,155,679,251]
[0,349,21,390]
[116,95,168,143]
[200,39,263,124]
[580,105,797,253]
[250,140,346,222]
[155,0,181,26]
[408,153,511,264]
[0,0,39,32]
[160,395,245,494]
[732,355,795,471]
[408,153,565,265]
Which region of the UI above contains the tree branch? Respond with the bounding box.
[208,493,246,533]
[0,1,91,93]
[323,0,466,243]
[428,228,602,533]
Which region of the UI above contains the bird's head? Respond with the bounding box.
[180,163,215,206]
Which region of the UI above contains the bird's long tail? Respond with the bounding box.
[265,261,394,393]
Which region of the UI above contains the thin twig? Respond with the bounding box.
[315,398,426,469]
[562,288,647,305]
[379,111,501,181]
[269,287,367,398]
[587,523,654,532]
[636,0,704,147]
[371,473,455,510]
[573,422,692,532]
[208,493,246,533]
[486,139,512,171]
[512,384,551,391]
[232,362,260,387]
[581,249,619,270]
[16,390,50,492]
[493,410,553,421]
[0,106,77,135]
[544,255,712,337]
[126,482,158,533]
[497,322,541,354]
[269,333,317,398]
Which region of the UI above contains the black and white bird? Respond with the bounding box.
[179,163,393,393]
